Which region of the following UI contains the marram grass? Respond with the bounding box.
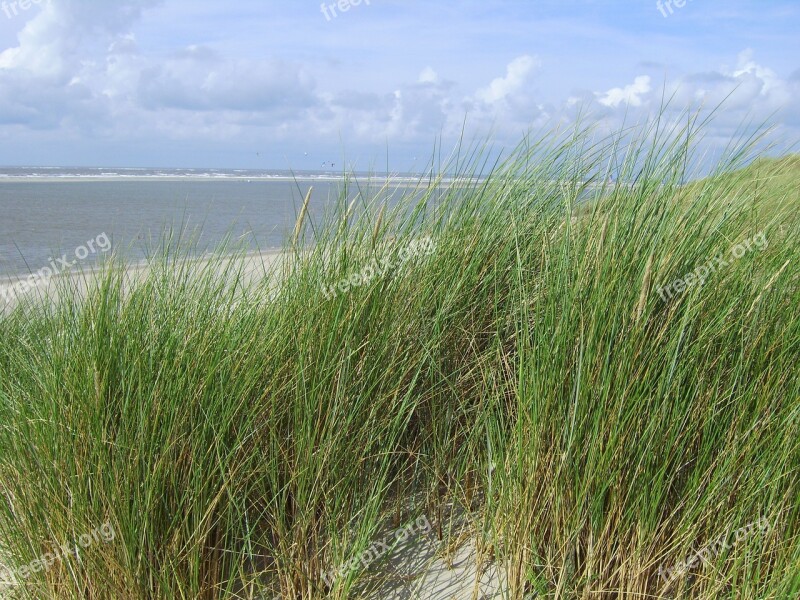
[0,116,798,599]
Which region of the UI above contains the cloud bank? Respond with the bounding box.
[0,1,797,167]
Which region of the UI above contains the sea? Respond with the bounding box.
[0,167,425,278]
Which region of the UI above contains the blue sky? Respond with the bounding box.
[0,0,797,170]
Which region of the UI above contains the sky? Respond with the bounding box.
[0,0,797,171]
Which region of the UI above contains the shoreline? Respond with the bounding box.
[0,176,353,184]
[0,248,288,313]
[0,247,287,285]
[0,175,450,184]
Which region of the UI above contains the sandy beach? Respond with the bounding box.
[0,249,287,313]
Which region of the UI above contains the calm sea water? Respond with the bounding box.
[0,168,418,277]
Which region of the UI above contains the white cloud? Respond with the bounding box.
[0,0,161,77]
[475,55,540,104]
[597,75,652,108]
[731,49,781,95]
[418,67,439,85]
